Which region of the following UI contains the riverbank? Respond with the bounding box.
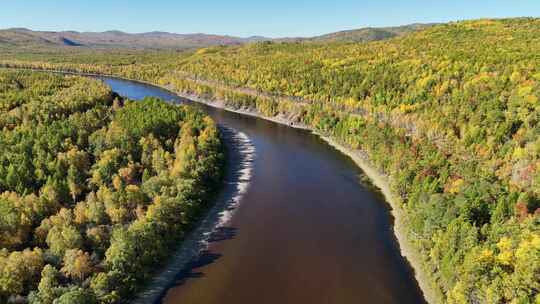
[133,128,255,304]
[170,91,311,131]
[319,136,438,304]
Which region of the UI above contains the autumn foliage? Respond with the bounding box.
[0,71,224,303]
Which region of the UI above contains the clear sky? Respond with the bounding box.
[1,0,539,37]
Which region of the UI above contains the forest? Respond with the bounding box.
[0,70,224,303]
[1,17,539,303]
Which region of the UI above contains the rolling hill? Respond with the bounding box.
[307,23,436,42]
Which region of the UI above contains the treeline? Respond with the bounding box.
[0,71,224,303]
[1,17,539,303]
[0,48,176,84]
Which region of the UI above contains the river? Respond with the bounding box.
[100,77,427,304]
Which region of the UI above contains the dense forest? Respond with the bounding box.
[0,71,224,303]
[1,17,540,303]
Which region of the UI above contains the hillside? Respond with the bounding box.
[282,23,435,43]
[1,17,539,303]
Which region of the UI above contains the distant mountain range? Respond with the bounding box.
[0,28,267,49]
[0,23,435,49]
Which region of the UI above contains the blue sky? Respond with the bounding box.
[1,0,539,37]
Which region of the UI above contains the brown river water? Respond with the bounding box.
[100,77,427,304]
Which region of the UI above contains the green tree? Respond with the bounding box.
[30,264,60,304]
[55,288,97,304]
[46,224,83,257]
